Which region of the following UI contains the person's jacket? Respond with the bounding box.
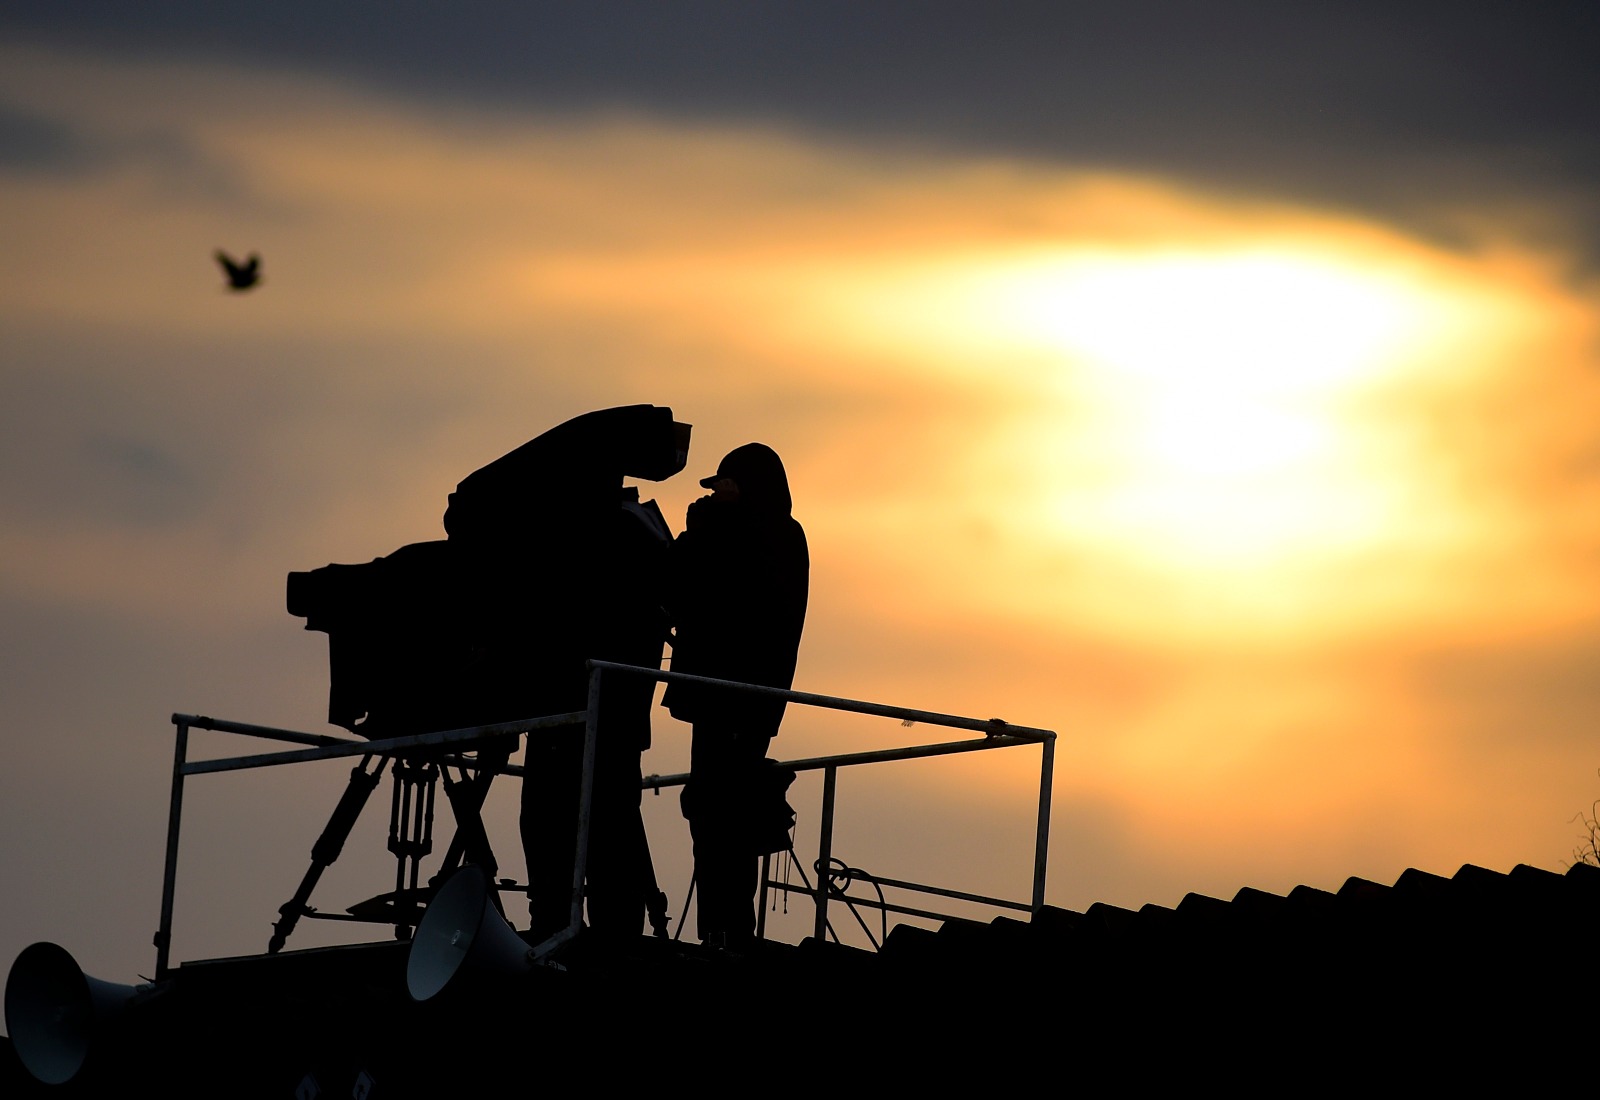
[663,444,808,736]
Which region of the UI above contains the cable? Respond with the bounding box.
[815,857,889,949]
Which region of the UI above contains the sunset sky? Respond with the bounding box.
[4,4,1600,983]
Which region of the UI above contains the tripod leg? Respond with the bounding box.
[267,754,387,954]
[433,741,509,881]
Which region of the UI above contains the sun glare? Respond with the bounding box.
[987,249,1424,389]
[877,245,1467,565]
[806,232,1562,636]
[1061,253,1439,562]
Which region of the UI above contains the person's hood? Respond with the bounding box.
[713,443,793,515]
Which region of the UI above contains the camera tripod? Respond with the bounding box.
[265,736,514,954]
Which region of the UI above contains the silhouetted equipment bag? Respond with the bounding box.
[287,405,690,737]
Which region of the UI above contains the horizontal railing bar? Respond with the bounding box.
[770,874,1028,914]
[779,734,1040,772]
[174,711,579,746]
[588,661,1056,741]
[178,713,585,776]
[171,714,353,748]
[825,872,1032,912]
[768,882,1012,925]
[641,733,1041,793]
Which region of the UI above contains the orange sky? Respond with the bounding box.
[4,46,1600,974]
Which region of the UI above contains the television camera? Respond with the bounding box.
[288,403,690,737]
[269,404,689,950]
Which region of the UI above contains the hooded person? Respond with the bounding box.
[663,442,809,947]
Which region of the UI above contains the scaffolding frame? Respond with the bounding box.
[157,661,1056,976]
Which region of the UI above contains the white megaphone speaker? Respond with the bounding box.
[407,865,536,1002]
[5,942,151,1085]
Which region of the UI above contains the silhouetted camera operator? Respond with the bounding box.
[290,405,689,939]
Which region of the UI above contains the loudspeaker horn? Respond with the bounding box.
[407,865,535,1002]
[4,942,151,1085]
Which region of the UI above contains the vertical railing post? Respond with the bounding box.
[155,716,190,980]
[1031,733,1055,915]
[570,665,603,931]
[756,852,771,940]
[813,764,838,942]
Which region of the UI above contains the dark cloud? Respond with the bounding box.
[0,101,256,214]
[0,104,107,175]
[7,3,1599,255]
[81,436,203,525]
[0,347,222,529]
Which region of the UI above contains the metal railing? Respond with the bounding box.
[157,662,1055,975]
[605,662,1057,945]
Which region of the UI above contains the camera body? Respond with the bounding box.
[287,405,689,737]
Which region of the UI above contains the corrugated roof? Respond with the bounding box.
[9,861,1594,1090]
[875,861,1600,1059]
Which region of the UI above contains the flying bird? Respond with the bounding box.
[215,249,262,291]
